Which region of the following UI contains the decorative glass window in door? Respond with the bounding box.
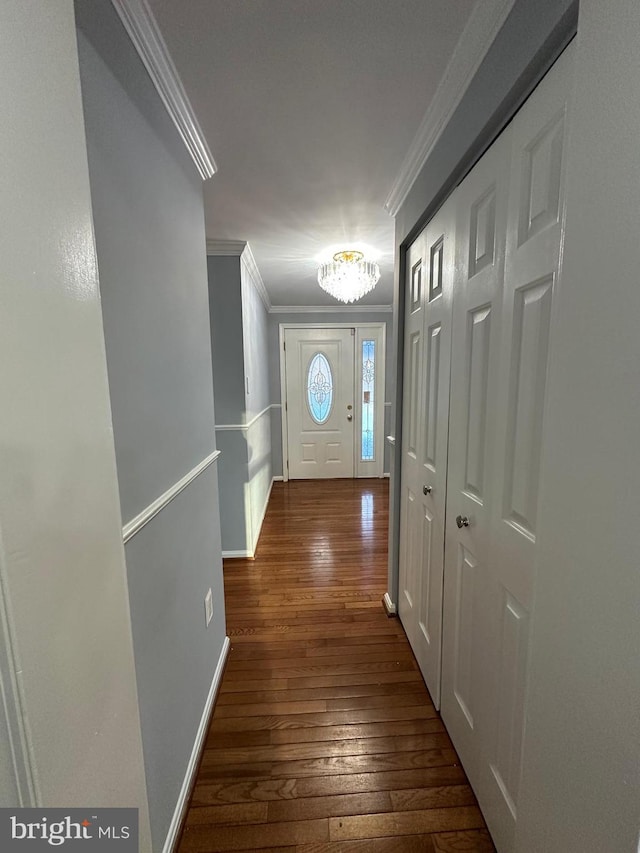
[307,352,333,424]
[361,340,375,460]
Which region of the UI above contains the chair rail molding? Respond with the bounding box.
[110,0,216,180]
[384,0,515,216]
[122,450,221,543]
[215,404,274,432]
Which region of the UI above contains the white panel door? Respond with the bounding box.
[441,44,573,853]
[441,123,513,790]
[482,44,573,850]
[398,197,454,709]
[284,328,355,478]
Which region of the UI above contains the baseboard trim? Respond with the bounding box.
[164,636,230,853]
[251,477,275,555]
[223,475,281,559]
[382,593,397,617]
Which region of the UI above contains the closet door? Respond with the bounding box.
[482,44,573,850]
[441,125,512,785]
[398,199,454,708]
[441,43,573,853]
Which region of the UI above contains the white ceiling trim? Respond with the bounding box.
[384,0,515,217]
[240,246,271,313]
[206,239,247,256]
[269,305,393,314]
[206,239,271,312]
[111,0,216,180]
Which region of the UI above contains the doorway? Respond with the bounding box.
[279,324,386,480]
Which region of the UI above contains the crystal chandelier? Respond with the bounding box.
[317,250,381,304]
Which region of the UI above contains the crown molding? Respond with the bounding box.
[206,239,247,256]
[240,244,271,312]
[111,0,216,181]
[384,0,515,217]
[269,304,393,314]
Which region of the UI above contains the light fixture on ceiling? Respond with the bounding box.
[317,250,381,304]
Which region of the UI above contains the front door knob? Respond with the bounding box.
[456,514,470,529]
[423,485,432,495]
[347,414,353,421]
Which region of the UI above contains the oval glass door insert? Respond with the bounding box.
[307,352,333,424]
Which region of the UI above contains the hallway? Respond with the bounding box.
[178,480,494,852]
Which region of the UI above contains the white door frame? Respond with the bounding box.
[279,323,386,481]
[0,535,38,806]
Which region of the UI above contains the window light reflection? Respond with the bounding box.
[361,492,374,538]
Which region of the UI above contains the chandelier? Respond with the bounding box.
[317,250,380,304]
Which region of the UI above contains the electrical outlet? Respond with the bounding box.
[204,588,213,627]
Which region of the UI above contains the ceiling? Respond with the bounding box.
[146,0,479,307]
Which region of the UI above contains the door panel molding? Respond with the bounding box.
[398,199,454,711]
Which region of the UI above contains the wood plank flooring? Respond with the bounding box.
[178,479,495,853]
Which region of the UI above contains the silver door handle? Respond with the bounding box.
[423,485,432,495]
[347,414,353,421]
[456,515,470,528]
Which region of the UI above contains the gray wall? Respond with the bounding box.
[242,269,271,421]
[214,430,251,553]
[208,256,245,425]
[123,465,224,839]
[76,4,226,849]
[268,311,394,477]
[208,254,272,555]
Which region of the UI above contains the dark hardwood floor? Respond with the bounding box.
[178,479,495,852]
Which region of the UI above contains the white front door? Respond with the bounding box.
[284,327,355,479]
[398,197,454,709]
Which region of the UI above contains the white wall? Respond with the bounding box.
[517,1,640,849]
[0,0,150,845]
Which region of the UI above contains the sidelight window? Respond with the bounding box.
[361,339,375,460]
